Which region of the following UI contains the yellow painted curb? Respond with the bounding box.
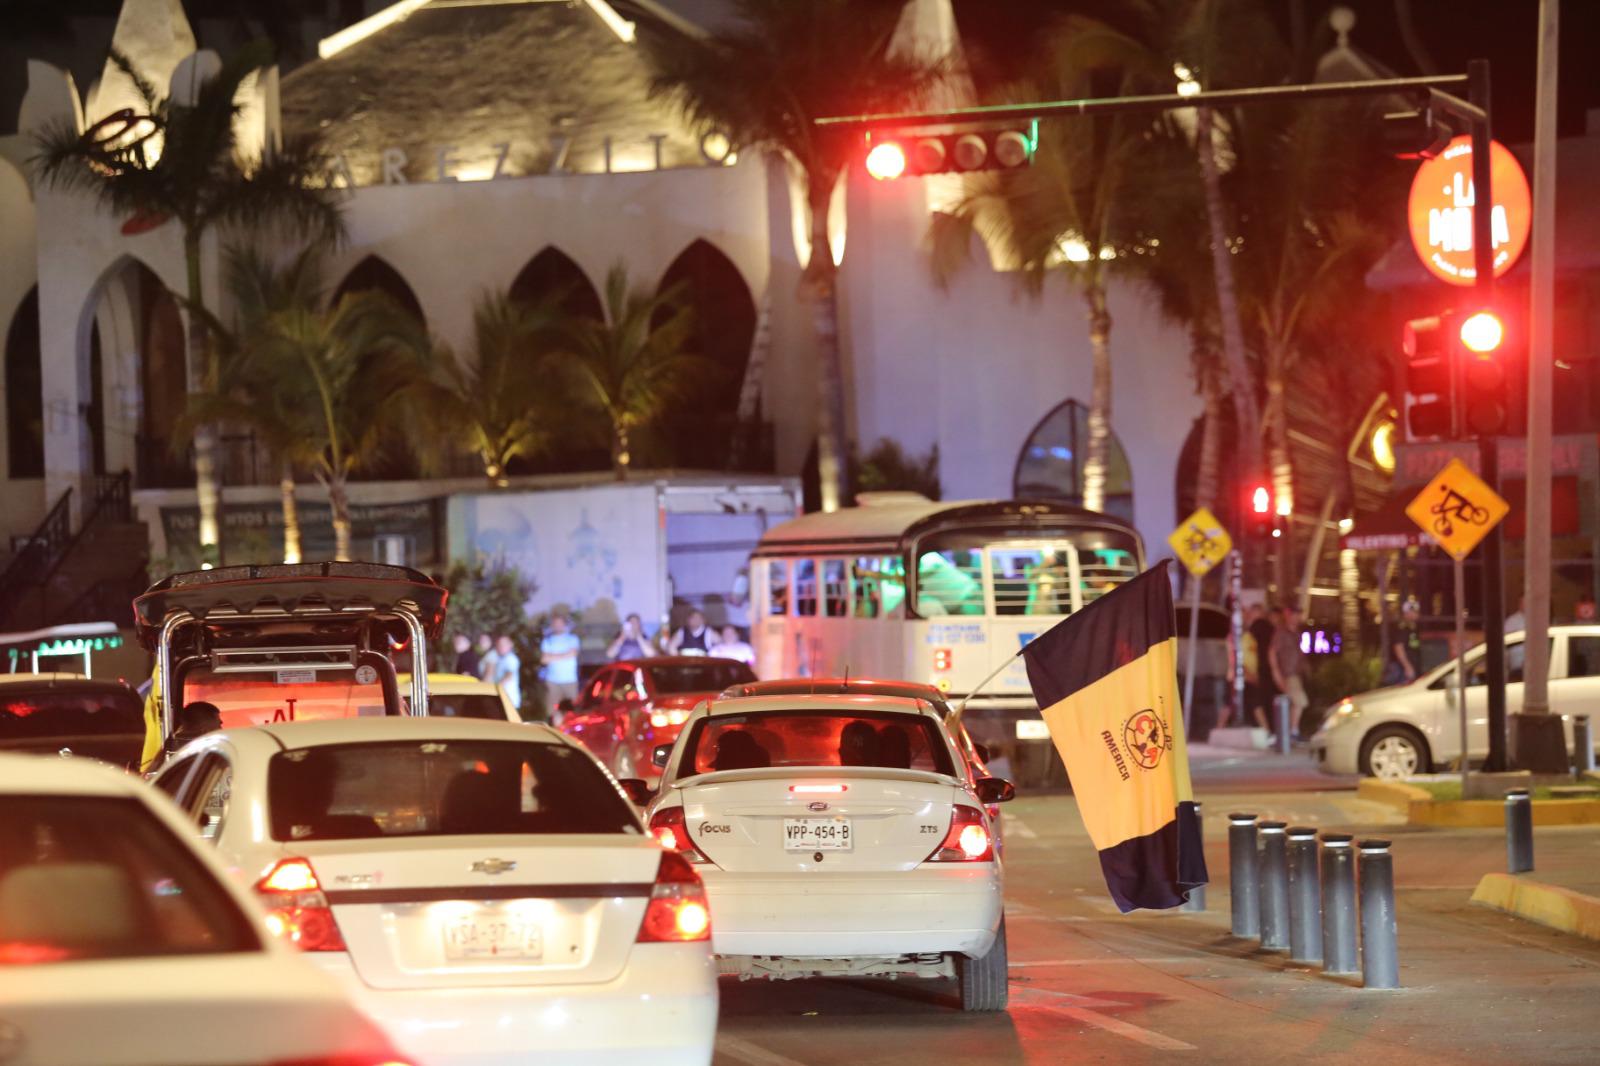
[1472,872,1600,942]
[1356,778,1432,811]
[1409,798,1600,828]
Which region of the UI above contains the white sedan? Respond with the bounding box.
[0,752,404,1066]
[646,693,1011,1011]
[154,717,718,1066]
[1310,624,1600,778]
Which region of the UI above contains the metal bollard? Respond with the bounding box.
[1181,802,1206,912]
[1258,821,1290,950]
[1287,826,1323,965]
[1273,694,1293,754]
[1505,789,1534,873]
[1575,715,1596,774]
[1320,833,1359,975]
[1358,840,1400,989]
[1229,813,1260,937]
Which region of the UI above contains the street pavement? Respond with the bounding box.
[711,748,1600,1065]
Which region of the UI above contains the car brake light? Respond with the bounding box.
[789,784,847,794]
[637,851,711,943]
[933,647,953,671]
[647,807,708,862]
[255,858,347,952]
[651,711,669,728]
[0,941,74,964]
[924,805,993,863]
[269,1056,418,1066]
[652,708,692,728]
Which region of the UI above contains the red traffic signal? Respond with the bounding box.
[1459,309,1508,435]
[1459,310,1504,353]
[864,123,1037,180]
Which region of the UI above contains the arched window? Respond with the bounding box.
[5,287,42,478]
[332,255,425,325]
[1013,399,1134,522]
[509,247,603,322]
[653,239,756,466]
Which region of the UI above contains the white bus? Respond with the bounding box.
[749,494,1145,716]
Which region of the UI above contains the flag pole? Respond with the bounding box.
[952,641,1033,725]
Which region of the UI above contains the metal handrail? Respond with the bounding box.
[0,487,73,612]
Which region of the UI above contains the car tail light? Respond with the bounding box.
[789,784,847,794]
[637,851,711,943]
[648,807,708,862]
[933,647,953,671]
[924,805,993,863]
[269,1056,418,1066]
[651,707,692,728]
[255,858,347,951]
[0,941,74,964]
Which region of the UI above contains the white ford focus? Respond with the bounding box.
[645,693,1011,1011]
[154,717,718,1066]
[0,752,405,1066]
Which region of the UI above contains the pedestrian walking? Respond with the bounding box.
[1246,604,1277,731]
[1270,605,1308,741]
[1383,599,1422,686]
[452,633,480,678]
[492,635,522,713]
[476,633,499,683]
[541,614,581,720]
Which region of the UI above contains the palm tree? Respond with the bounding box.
[31,43,342,566]
[217,246,428,560]
[552,264,711,480]
[641,1,934,512]
[410,293,564,487]
[931,17,1175,514]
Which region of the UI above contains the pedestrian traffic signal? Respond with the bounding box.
[863,122,1037,180]
[1458,309,1508,435]
[1382,107,1455,160]
[1403,313,1458,440]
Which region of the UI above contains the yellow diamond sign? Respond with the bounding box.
[1404,458,1510,560]
[1168,507,1233,578]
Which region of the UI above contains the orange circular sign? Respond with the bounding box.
[1407,135,1531,286]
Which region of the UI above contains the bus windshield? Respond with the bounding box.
[914,527,1141,618]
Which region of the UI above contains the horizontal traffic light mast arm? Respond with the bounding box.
[815,74,1471,132]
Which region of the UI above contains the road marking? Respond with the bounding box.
[1048,1006,1196,1051]
[1010,957,1199,967]
[717,1035,811,1066]
[1006,815,1040,839]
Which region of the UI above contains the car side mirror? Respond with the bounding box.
[618,778,655,806]
[973,742,992,764]
[652,743,673,768]
[975,777,1015,804]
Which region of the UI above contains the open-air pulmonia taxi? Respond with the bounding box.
[133,562,449,763]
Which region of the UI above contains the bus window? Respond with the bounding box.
[822,559,848,617]
[853,559,880,618]
[880,557,906,616]
[795,560,818,616]
[765,560,790,617]
[915,548,984,616]
[991,547,1073,616]
[1079,547,1139,604]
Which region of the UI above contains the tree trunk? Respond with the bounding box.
[1193,343,1225,518]
[279,462,301,565]
[1196,107,1261,479]
[613,420,630,481]
[805,178,847,513]
[1264,366,1294,597]
[1081,284,1113,515]
[184,232,223,567]
[327,473,352,562]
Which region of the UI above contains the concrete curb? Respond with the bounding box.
[1356,779,1600,826]
[1472,872,1600,942]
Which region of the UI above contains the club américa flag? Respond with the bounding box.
[1022,560,1207,912]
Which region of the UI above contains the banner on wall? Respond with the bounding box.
[159,498,443,570]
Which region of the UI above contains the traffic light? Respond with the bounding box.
[1382,106,1455,159]
[1246,481,1274,540]
[1459,309,1508,435]
[1403,313,1457,439]
[863,122,1037,180]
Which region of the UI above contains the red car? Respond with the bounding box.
[562,656,757,782]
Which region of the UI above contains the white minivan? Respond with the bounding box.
[646,692,1011,1010]
[1310,624,1600,777]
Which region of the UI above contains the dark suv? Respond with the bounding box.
[0,673,145,770]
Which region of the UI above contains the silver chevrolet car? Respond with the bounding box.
[1309,625,1600,778]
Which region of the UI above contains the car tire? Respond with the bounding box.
[956,918,1009,1012]
[1359,725,1430,780]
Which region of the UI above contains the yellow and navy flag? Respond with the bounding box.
[1022,560,1206,912]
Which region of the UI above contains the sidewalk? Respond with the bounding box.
[1466,825,1600,940]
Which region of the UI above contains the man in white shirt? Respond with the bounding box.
[713,625,755,666]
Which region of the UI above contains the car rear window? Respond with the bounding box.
[267,741,640,841]
[0,795,259,965]
[0,688,143,741]
[678,711,956,778]
[650,661,757,694]
[429,694,508,720]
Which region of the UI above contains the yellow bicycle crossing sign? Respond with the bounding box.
[1168,507,1233,577]
[1404,458,1510,560]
